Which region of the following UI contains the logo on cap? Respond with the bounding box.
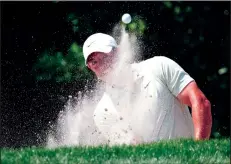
[87,41,96,47]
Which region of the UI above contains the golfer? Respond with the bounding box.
[82,33,212,145]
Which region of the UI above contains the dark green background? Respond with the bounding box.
[1,1,230,148]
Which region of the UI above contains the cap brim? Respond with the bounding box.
[85,45,113,65]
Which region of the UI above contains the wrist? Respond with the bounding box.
[194,129,210,140]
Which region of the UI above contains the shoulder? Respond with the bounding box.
[131,56,168,82]
[142,56,186,74]
[146,56,179,67]
[132,56,176,75]
[133,56,175,67]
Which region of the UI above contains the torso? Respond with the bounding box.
[94,57,194,144]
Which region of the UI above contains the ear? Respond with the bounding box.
[86,64,92,71]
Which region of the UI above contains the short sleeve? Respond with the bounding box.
[156,56,195,96]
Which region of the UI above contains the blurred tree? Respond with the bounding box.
[125,15,147,36]
[33,42,94,83]
[33,11,95,83]
[33,12,147,83]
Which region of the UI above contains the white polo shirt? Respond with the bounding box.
[93,56,195,145]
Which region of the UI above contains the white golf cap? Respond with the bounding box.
[83,33,118,64]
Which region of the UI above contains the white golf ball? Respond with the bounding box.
[122,13,131,24]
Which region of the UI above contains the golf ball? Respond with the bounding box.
[122,13,131,24]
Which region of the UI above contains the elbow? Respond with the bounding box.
[197,96,211,112]
[202,98,212,119]
[204,99,211,111]
[202,98,212,129]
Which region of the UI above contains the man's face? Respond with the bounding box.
[86,51,117,79]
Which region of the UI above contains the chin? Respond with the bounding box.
[98,72,109,80]
[98,71,112,82]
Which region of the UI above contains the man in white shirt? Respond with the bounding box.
[82,33,212,145]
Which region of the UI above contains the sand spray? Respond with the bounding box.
[46,24,145,148]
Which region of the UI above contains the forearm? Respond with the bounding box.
[192,99,212,140]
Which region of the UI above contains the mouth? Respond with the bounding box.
[100,66,112,76]
[99,63,115,78]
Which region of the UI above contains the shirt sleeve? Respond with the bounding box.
[156,56,195,96]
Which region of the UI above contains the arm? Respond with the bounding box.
[155,56,212,140]
[152,56,212,140]
[177,81,212,140]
